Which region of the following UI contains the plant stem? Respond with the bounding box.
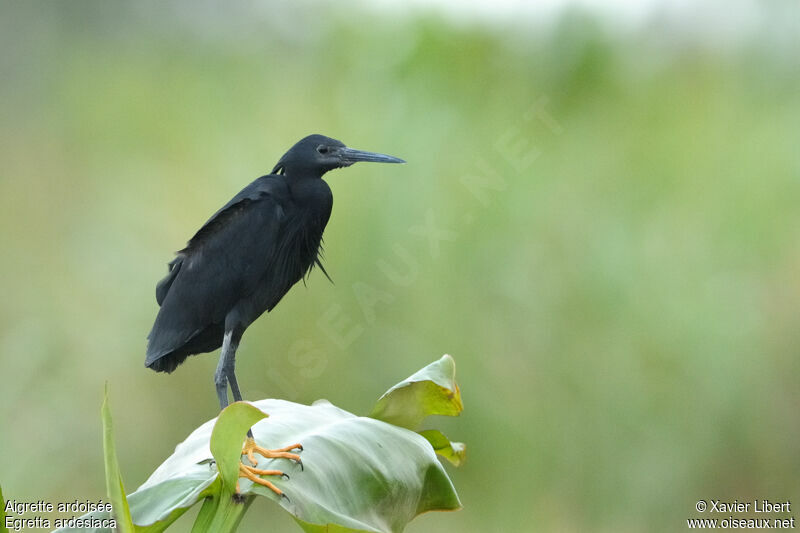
[191,490,253,533]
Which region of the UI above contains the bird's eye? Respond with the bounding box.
[317,145,329,155]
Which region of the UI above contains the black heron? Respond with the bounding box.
[145,134,404,494]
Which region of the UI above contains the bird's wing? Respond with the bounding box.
[188,175,283,249]
[146,176,289,363]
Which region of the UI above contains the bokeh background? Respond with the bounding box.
[1,1,799,531]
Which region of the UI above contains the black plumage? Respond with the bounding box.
[145,134,404,409]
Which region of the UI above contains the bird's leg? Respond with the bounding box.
[227,366,244,403]
[227,367,256,440]
[214,330,238,410]
[226,368,256,439]
[218,331,303,496]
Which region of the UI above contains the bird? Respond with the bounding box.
[145,134,404,495]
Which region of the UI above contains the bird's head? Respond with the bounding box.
[272,134,405,177]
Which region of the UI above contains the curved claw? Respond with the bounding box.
[297,458,304,472]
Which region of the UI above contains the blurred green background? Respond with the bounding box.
[1,1,798,531]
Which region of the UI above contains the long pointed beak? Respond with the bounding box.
[340,147,405,165]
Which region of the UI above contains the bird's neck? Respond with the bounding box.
[286,175,331,204]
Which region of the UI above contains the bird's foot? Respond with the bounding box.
[237,463,289,497]
[237,437,303,497]
[242,437,303,467]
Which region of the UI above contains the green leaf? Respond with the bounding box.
[58,357,464,532]
[60,397,460,533]
[209,402,268,493]
[369,354,463,430]
[102,383,135,533]
[1,484,7,533]
[244,399,461,532]
[55,395,220,533]
[126,476,218,532]
[418,430,466,467]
